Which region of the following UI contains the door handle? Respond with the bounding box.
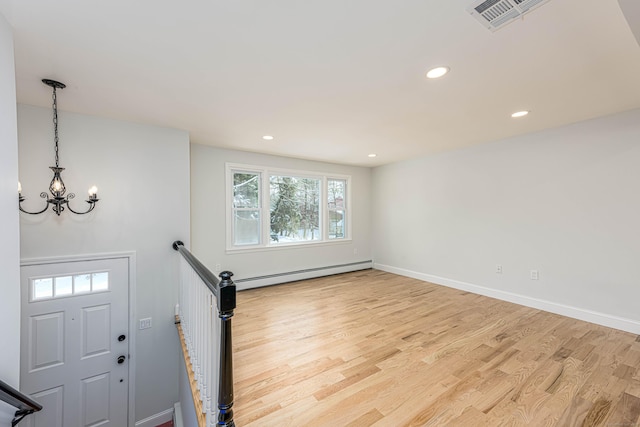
[118,334,126,342]
[117,355,126,364]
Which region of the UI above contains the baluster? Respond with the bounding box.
[202,278,207,410]
[198,278,205,406]
[204,292,212,426]
[197,272,203,389]
[183,261,190,354]
[188,268,195,368]
[194,272,200,390]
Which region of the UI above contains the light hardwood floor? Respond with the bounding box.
[233,269,640,426]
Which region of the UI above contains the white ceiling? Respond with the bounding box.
[2,0,640,167]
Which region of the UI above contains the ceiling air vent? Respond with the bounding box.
[467,0,551,31]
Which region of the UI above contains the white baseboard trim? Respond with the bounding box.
[374,263,640,335]
[235,261,373,291]
[173,403,184,427]
[135,407,174,427]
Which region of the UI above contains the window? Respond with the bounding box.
[270,175,320,243]
[227,164,351,250]
[232,172,261,246]
[31,271,110,301]
[327,178,346,239]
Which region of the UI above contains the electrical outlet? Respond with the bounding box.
[530,270,539,280]
[496,264,503,274]
[139,317,152,330]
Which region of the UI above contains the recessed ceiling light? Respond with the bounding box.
[368,154,377,158]
[426,66,450,79]
[262,135,274,140]
[511,111,529,118]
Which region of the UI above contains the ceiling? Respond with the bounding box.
[2,0,640,167]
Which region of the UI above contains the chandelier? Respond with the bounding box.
[18,79,99,216]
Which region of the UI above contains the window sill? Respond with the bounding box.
[226,238,353,255]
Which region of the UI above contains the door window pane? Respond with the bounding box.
[33,278,53,300]
[54,276,73,296]
[92,272,109,292]
[74,274,91,293]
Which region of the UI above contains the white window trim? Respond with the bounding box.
[226,163,352,253]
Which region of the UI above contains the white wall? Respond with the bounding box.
[0,11,21,424]
[190,144,372,285]
[372,109,640,333]
[17,105,190,423]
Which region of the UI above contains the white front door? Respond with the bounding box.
[20,257,129,427]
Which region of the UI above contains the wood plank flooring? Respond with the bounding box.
[232,269,640,426]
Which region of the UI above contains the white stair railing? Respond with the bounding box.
[174,241,236,427]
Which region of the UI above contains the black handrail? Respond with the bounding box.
[0,379,43,427]
[172,240,236,427]
[173,240,220,295]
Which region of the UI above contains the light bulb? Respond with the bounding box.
[52,180,62,192]
[426,66,450,79]
[88,186,98,196]
[18,181,22,193]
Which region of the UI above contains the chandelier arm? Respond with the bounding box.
[18,191,53,215]
[65,198,98,215]
[18,200,50,215]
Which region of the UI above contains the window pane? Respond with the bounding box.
[234,210,260,245]
[74,274,91,293]
[92,272,109,292]
[329,210,345,239]
[233,173,260,208]
[54,276,73,296]
[270,175,320,243]
[328,179,346,209]
[33,278,53,299]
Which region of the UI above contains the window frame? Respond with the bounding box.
[230,169,262,247]
[226,163,352,252]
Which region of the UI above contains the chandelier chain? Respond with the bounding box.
[52,86,59,168]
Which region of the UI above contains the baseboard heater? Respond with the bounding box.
[234,260,373,290]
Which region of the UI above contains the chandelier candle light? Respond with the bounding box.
[18,79,99,216]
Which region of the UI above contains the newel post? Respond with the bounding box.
[217,271,236,427]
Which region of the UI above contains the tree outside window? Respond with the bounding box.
[270,175,320,243]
